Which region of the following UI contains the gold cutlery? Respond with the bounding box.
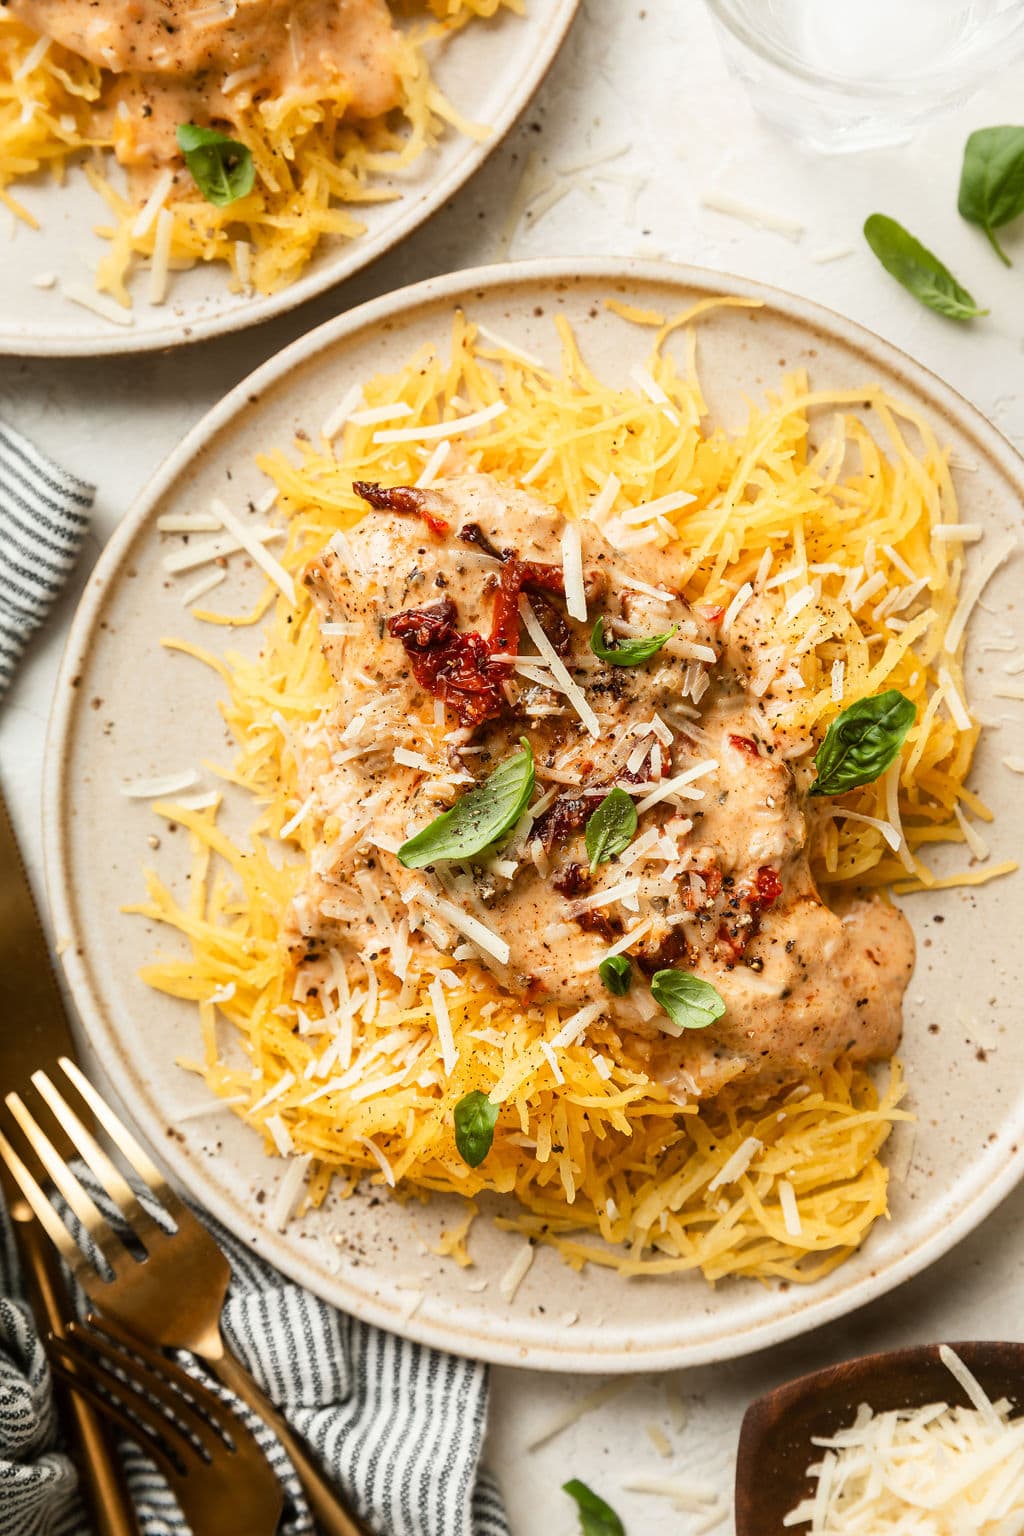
[0,1056,371,1536]
[0,786,140,1536]
[49,1314,284,1536]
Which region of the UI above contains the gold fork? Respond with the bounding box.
[0,1057,371,1536]
[49,1315,283,1536]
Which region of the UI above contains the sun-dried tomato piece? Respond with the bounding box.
[457,521,509,560]
[636,926,691,975]
[553,862,590,898]
[354,481,450,537]
[729,733,761,758]
[573,908,622,941]
[387,596,457,649]
[717,865,784,962]
[754,866,783,908]
[386,599,508,727]
[487,554,569,657]
[384,513,579,723]
[532,794,590,849]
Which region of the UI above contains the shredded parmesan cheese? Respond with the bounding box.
[270,1153,311,1231]
[519,596,600,738]
[707,1136,762,1192]
[372,400,506,444]
[121,770,199,799]
[786,1348,1024,1533]
[210,498,295,604]
[498,1240,534,1302]
[560,521,588,621]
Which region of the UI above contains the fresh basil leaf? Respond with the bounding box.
[590,619,677,666]
[398,739,534,867]
[563,1480,625,1536]
[176,124,255,207]
[809,690,916,798]
[585,787,638,871]
[863,214,987,320]
[599,955,632,996]
[958,125,1024,266]
[453,1091,498,1167]
[651,969,726,1034]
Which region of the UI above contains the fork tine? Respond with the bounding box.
[60,1320,225,1458]
[4,1093,134,1276]
[48,1345,186,1481]
[30,1070,170,1252]
[58,1058,188,1220]
[0,1125,84,1272]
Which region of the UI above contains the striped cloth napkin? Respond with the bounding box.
[0,423,510,1534]
[0,1171,510,1536]
[0,420,94,700]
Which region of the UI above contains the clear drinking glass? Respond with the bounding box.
[706,0,1024,153]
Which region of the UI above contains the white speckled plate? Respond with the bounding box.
[0,2,577,357]
[45,260,1024,1371]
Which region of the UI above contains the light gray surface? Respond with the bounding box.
[3,1,1024,1530]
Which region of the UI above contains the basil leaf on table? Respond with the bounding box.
[585,787,638,870]
[809,690,916,798]
[176,124,255,207]
[590,619,677,666]
[863,214,987,320]
[599,954,632,996]
[958,125,1024,266]
[651,970,726,1033]
[563,1480,626,1536]
[398,739,534,867]
[453,1091,498,1167]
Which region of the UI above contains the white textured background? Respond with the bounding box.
[2,2,1024,1530]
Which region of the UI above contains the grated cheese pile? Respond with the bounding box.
[786,1347,1024,1534]
[0,2,515,305]
[130,299,1015,1282]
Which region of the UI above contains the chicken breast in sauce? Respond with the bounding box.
[8,0,400,177]
[293,473,914,1101]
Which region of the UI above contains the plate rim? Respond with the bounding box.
[44,255,1024,1371]
[0,0,579,359]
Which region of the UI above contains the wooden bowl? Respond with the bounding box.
[735,1341,1024,1535]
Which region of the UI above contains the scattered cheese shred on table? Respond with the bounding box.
[786,1347,1024,1534]
[129,304,1012,1284]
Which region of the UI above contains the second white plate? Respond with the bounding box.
[0,2,577,356]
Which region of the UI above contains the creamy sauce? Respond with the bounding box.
[9,0,400,171]
[294,474,914,1102]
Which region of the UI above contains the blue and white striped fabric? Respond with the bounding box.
[0,1173,510,1536]
[0,423,509,1535]
[0,419,93,701]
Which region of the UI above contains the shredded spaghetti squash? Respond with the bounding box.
[128,301,1014,1282]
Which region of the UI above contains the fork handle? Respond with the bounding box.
[209,1342,373,1536]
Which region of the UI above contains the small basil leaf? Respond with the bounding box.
[563,1480,625,1536]
[863,214,987,320]
[585,787,638,871]
[398,739,534,867]
[176,123,255,207]
[599,955,632,996]
[651,969,726,1034]
[590,618,677,666]
[958,125,1024,266]
[453,1091,498,1167]
[809,690,916,798]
